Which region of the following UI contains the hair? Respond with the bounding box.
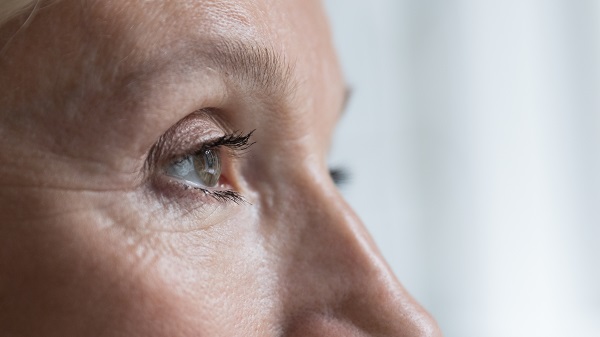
[0,0,38,27]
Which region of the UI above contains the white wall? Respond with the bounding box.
[324,1,600,336]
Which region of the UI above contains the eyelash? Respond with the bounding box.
[170,130,255,204]
[329,167,350,186]
[201,130,256,155]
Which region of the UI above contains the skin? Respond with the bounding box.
[0,0,442,336]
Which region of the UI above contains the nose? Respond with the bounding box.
[275,176,442,337]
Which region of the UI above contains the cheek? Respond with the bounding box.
[0,190,278,336]
[101,203,285,335]
[150,213,283,334]
[0,213,182,336]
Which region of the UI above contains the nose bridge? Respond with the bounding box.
[277,178,441,336]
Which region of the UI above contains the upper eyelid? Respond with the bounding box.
[145,130,255,175]
[145,121,222,173]
[143,105,254,176]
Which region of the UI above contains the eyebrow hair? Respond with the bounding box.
[204,40,351,118]
[141,38,348,117]
[205,40,296,98]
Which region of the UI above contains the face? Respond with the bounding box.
[0,0,440,336]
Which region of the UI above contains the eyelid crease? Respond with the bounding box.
[144,119,220,175]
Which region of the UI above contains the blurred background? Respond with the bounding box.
[323,0,600,336]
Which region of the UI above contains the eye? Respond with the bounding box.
[153,130,255,204]
[166,148,222,189]
[329,166,350,186]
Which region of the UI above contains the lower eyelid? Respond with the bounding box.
[152,169,245,207]
[139,177,241,233]
[151,175,219,207]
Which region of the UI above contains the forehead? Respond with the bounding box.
[102,2,335,112]
[83,0,327,47]
[1,0,345,158]
[105,0,344,130]
[4,0,343,95]
[75,0,342,92]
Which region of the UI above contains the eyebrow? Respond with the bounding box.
[205,40,296,99]
[147,39,348,116]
